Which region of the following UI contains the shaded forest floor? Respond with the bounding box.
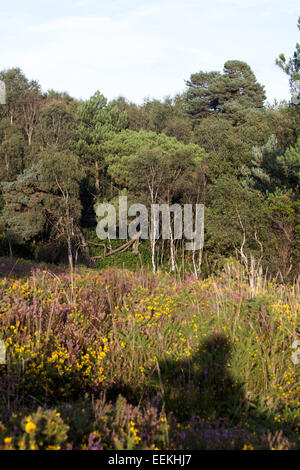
[0,257,299,450]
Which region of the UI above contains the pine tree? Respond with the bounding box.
[276,16,300,101]
[184,61,265,124]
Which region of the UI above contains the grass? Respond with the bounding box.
[0,257,299,450]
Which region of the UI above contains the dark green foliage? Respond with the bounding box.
[33,97,77,151]
[0,67,40,124]
[75,91,128,203]
[265,191,300,276]
[1,164,45,243]
[83,227,152,271]
[278,137,300,189]
[205,175,271,264]
[75,91,128,169]
[111,94,193,143]
[103,130,205,203]
[0,118,26,180]
[185,61,266,123]
[1,147,83,255]
[241,135,284,193]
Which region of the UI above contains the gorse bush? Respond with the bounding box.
[1,408,69,450]
[0,259,299,449]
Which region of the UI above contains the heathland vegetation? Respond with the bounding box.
[0,18,299,450]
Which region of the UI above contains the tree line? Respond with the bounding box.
[0,18,299,278]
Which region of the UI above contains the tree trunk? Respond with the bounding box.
[67,235,73,275]
[95,161,100,194]
[8,239,13,258]
[132,236,140,253]
[75,226,94,265]
[170,229,176,272]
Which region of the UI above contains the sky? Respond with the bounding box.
[0,0,299,104]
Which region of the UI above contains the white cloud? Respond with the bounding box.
[27,15,129,34]
[0,0,297,103]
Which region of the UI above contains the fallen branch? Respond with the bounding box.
[91,238,136,259]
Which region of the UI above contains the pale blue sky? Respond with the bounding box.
[0,0,299,104]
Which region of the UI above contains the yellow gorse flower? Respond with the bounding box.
[25,421,36,433]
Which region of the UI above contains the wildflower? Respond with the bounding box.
[25,421,36,434]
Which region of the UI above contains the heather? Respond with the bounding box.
[0,258,299,450]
